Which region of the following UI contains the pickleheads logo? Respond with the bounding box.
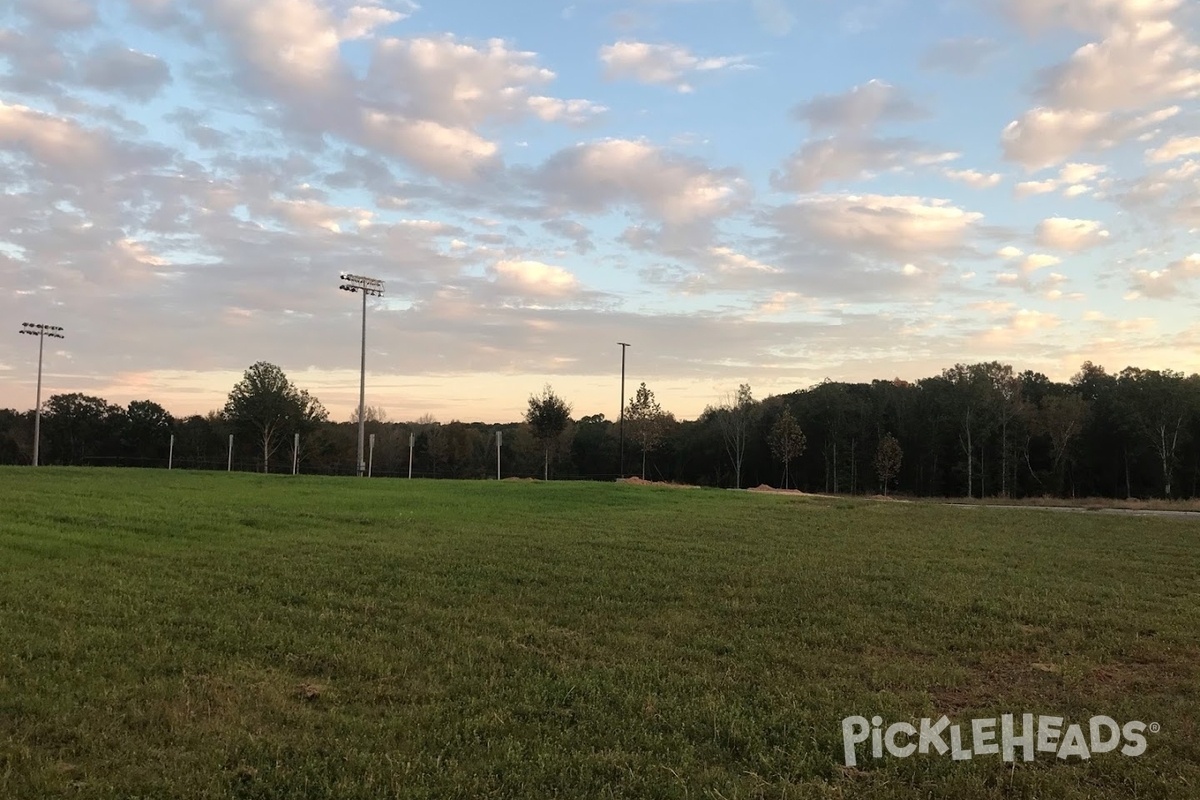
[841,714,1159,767]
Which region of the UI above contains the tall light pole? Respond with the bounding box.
[18,323,64,467]
[618,342,630,479]
[339,273,385,477]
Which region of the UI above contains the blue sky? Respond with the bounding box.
[1,0,1199,422]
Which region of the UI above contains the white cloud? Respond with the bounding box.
[773,137,958,192]
[709,246,779,274]
[1036,20,1200,113]
[599,40,747,92]
[1015,179,1059,198]
[536,138,751,225]
[491,259,579,297]
[1147,136,1200,163]
[775,194,983,257]
[1036,217,1112,251]
[1129,253,1200,298]
[945,168,1003,189]
[1001,0,1199,169]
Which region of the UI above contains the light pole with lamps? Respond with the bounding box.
[618,342,630,479]
[18,322,64,467]
[339,273,385,477]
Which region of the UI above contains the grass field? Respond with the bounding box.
[1,468,1197,799]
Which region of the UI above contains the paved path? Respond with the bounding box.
[943,502,1200,520]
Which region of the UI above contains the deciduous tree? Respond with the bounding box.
[223,362,328,473]
[767,407,806,489]
[874,432,902,496]
[525,385,572,480]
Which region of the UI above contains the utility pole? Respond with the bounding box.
[618,342,630,479]
[18,322,64,467]
[339,273,385,477]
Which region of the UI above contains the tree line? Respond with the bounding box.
[4,360,1200,499]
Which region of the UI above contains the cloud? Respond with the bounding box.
[1035,217,1112,251]
[1034,20,1200,113]
[0,101,167,178]
[199,3,601,182]
[534,138,751,226]
[772,194,983,259]
[1003,0,1184,35]
[945,168,1003,189]
[1014,179,1059,198]
[773,137,959,192]
[79,44,172,101]
[491,259,580,297]
[599,40,747,92]
[792,79,927,134]
[12,0,98,30]
[1147,136,1200,163]
[1129,254,1200,299]
[1014,162,1108,197]
[1000,0,1199,169]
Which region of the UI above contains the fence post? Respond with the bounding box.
[227,434,233,472]
[293,433,299,475]
[408,432,414,479]
[368,433,375,477]
[168,434,174,470]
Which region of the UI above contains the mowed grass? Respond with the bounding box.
[0,469,1197,799]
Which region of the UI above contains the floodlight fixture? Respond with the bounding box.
[618,342,630,479]
[18,322,66,467]
[339,273,385,477]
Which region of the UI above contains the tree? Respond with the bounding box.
[875,433,903,496]
[1034,394,1090,496]
[525,385,572,480]
[767,407,806,489]
[625,383,673,479]
[223,362,328,473]
[1118,368,1190,497]
[125,400,174,461]
[41,393,126,465]
[713,383,756,489]
[349,405,388,424]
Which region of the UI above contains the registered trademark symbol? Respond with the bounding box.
[1149,722,1161,734]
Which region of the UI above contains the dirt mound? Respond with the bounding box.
[617,477,698,489]
[502,477,537,482]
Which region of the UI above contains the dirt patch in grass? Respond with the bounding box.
[925,646,1200,716]
[746,485,837,498]
[617,477,698,489]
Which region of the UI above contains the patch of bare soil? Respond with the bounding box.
[746,485,837,498]
[617,477,698,489]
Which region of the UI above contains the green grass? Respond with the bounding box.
[0,468,1197,799]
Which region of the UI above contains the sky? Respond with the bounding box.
[1,0,1198,423]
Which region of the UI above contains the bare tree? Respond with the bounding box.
[715,384,756,489]
[1035,394,1090,496]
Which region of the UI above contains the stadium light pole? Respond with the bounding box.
[18,322,64,467]
[339,273,385,477]
[618,342,630,479]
